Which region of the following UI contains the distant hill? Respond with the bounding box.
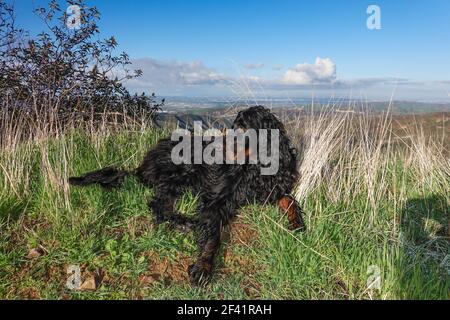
[367,101,450,114]
[156,104,450,136]
[161,97,450,114]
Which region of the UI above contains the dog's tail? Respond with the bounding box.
[69,167,131,189]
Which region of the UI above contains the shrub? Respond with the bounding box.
[0,0,162,126]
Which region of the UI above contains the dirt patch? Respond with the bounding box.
[221,219,260,273]
[7,259,58,299]
[140,251,192,286]
[221,253,260,277]
[227,220,258,247]
[138,219,261,287]
[6,218,263,297]
[4,216,52,252]
[16,287,41,300]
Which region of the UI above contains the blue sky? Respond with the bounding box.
[12,0,450,101]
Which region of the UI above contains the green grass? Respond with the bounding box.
[0,126,448,300]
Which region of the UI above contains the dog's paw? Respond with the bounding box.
[288,222,306,233]
[175,223,195,234]
[188,261,212,286]
[172,218,196,234]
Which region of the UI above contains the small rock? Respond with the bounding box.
[26,247,46,259]
[79,277,97,291]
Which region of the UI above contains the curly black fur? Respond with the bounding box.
[69,106,306,285]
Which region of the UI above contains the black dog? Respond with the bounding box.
[69,106,306,285]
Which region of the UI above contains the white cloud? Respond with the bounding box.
[121,56,446,100]
[282,57,337,85]
[124,57,340,92]
[126,58,229,89]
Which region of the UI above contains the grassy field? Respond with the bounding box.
[0,109,448,300]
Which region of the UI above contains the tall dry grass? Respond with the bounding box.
[0,101,158,226]
[1,101,448,224]
[284,105,448,216]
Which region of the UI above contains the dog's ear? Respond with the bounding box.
[278,195,306,232]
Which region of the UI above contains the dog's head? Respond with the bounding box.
[223,106,290,169]
[232,106,286,133]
